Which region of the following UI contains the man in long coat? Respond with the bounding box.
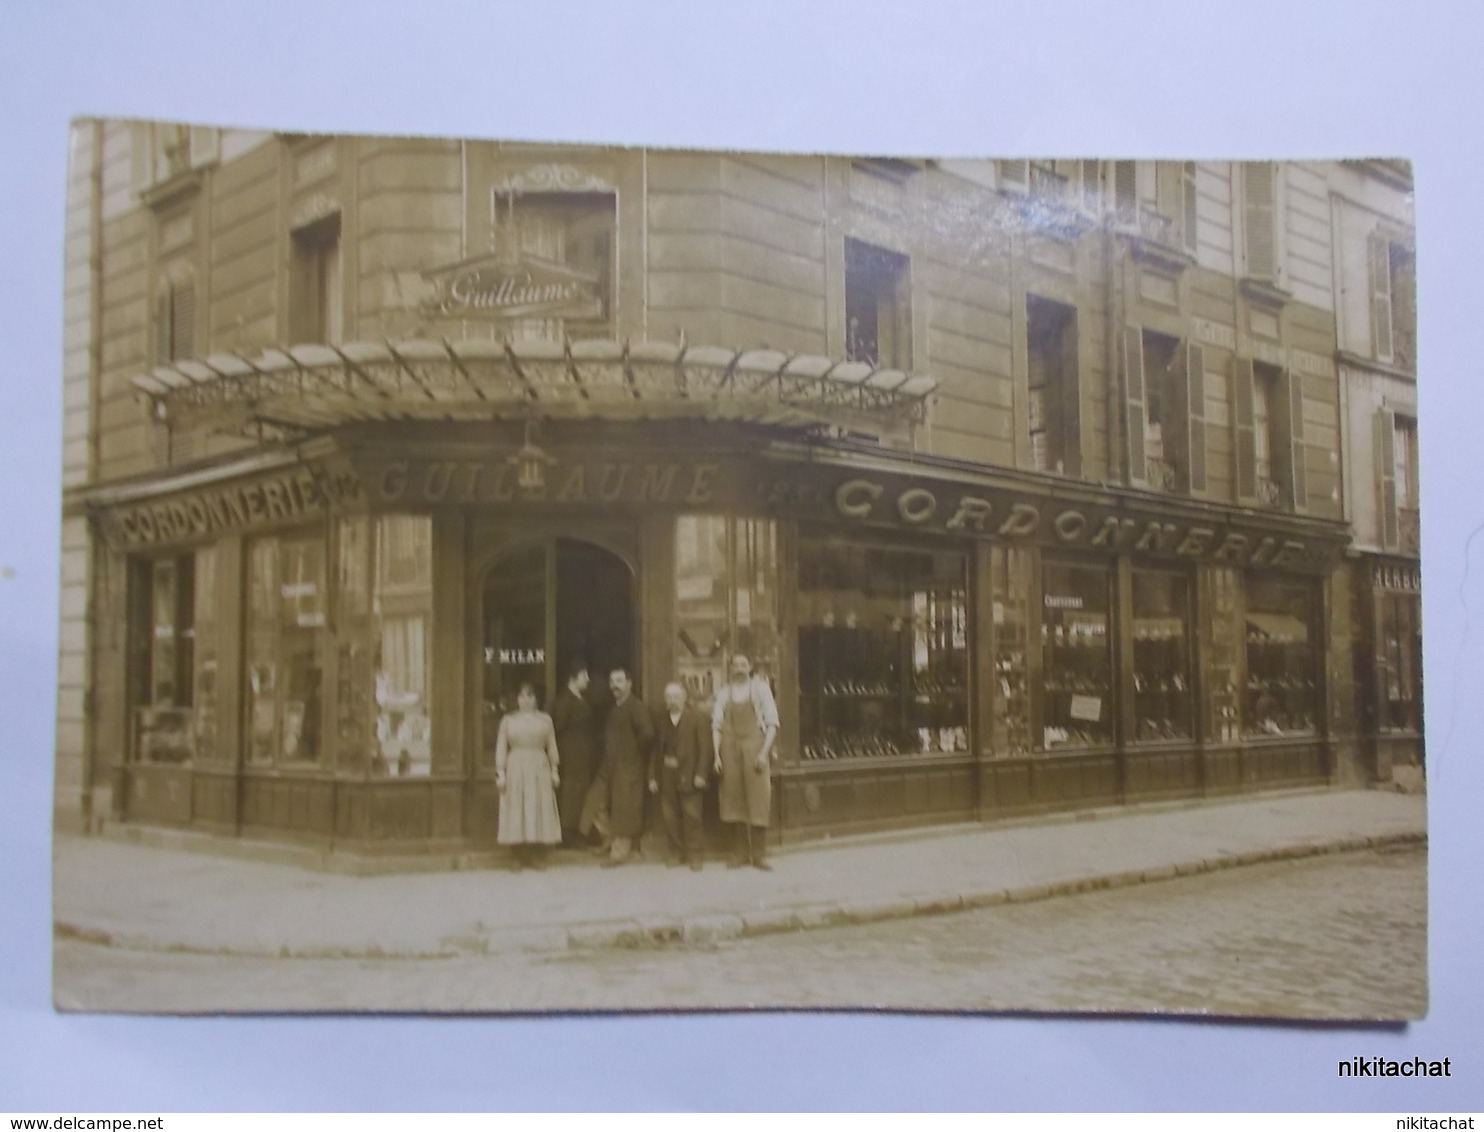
[601,667,654,867]
[647,681,711,870]
[551,664,597,845]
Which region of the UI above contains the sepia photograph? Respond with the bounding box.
[49,124,1426,1019]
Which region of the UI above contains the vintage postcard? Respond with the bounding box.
[51,123,1425,1019]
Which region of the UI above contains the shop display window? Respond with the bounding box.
[990,546,1033,757]
[132,553,198,764]
[334,515,373,774]
[1039,562,1113,749]
[799,537,969,760]
[191,548,218,761]
[1206,566,1244,743]
[675,516,780,714]
[373,516,433,777]
[1131,569,1194,742]
[246,534,327,765]
[1379,592,1422,733]
[1244,576,1318,737]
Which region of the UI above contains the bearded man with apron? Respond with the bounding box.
[711,653,780,870]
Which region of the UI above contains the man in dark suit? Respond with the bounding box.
[648,681,711,870]
[601,667,654,867]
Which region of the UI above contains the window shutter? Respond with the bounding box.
[1059,312,1082,478]
[1080,159,1101,213]
[154,288,173,365]
[1181,162,1199,254]
[171,280,195,361]
[1369,233,1395,362]
[1124,326,1147,485]
[189,126,220,168]
[1242,162,1277,280]
[1113,161,1137,223]
[1185,342,1208,493]
[1231,356,1258,503]
[1279,369,1308,511]
[998,160,1029,194]
[130,122,153,193]
[1375,408,1399,549]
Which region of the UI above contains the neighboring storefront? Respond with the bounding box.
[92,352,1351,849]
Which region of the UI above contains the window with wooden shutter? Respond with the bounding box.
[1026,296,1081,477]
[1231,356,1258,503]
[1375,407,1399,549]
[1183,342,1208,492]
[130,122,153,195]
[1369,232,1395,362]
[170,280,195,361]
[1124,325,1147,486]
[1113,161,1138,223]
[1391,243,1416,370]
[188,126,220,168]
[1277,368,1307,512]
[998,160,1029,194]
[1242,162,1278,280]
[1080,160,1101,213]
[1181,162,1199,254]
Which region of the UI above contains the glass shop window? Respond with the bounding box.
[798,537,969,761]
[1039,562,1114,750]
[1379,592,1422,734]
[132,553,198,764]
[246,534,327,766]
[990,545,1034,757]
[1130,569,1194,742]
[1244,576,1318,737]
[373,516,434,777]
[675,516,780,715]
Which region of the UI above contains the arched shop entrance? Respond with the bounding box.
[475,537,635,826]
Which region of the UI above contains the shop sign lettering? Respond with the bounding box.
[1373,564,1421,591]
[101,466,362,548]
[422,252,604,321]
[488,648,545,665]
[374,458,722,507]
[820,475,1338,572]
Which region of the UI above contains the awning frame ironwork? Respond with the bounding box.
[132,337,938,441]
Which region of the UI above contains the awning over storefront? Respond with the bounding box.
[130,339,938,439]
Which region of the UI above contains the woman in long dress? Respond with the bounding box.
[495,682,563,871]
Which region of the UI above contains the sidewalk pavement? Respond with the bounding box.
[52,787,1426,960]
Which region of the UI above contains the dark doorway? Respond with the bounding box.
[479,538,634,773]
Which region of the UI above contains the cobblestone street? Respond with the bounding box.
[56,845,1426,1019]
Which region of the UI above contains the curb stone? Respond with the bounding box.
[55,831,1427,961]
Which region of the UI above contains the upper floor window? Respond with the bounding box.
[154,276,196,364]
[1234,358,1305,511]
[1376,408,1420,554]
[1026,295,1079,476]
[289,213,343,345]
[1000,159,1101,213]
[1138,330,1178,489]
[1153,161,1199,253]
[493,190,615,340]
[844,238,910,368]
[131,122,220,195]
[1371,233,1417,370]
[1240,161,1281,282]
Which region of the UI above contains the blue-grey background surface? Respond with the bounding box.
[2,0,1480,1112]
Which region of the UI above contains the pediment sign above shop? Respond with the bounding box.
[418,252,604,321]
[761,468,1346,574]
[94,463,363,549]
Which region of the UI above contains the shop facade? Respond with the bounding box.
[91,408,1350,850]
[59,129,1410,851]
